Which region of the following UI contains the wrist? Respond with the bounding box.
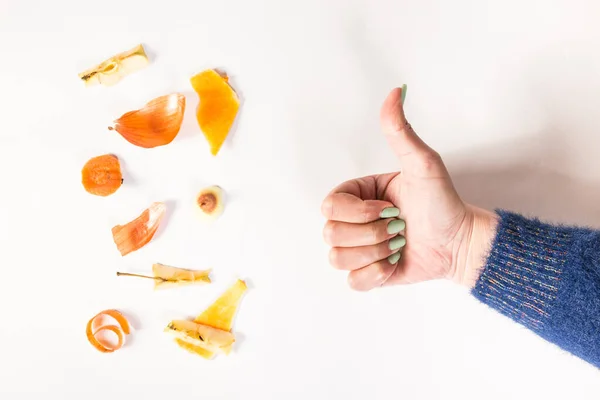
[452,206,499,288]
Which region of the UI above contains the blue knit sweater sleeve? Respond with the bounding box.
[472,211,600,367]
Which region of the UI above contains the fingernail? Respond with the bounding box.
[401,84,408,104]
[387,219,406,234]
[388,251,401,265]
[380,207,400,218]
[389,236,406,251]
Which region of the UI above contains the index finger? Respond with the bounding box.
[321,181,398,223]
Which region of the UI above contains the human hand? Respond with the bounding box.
[321,87,498,291]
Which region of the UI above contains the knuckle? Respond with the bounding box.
[323,221,337,245]
[369,222,381,242]
[419,151,442,171]
[321,196,333,218]
[347,274,366,291]
[373,262,391,284]
[361,202,371,223]
[377,242,391,259]
[328,248,343,269]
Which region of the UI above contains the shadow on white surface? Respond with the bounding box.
[449,134,600,227]
[116,152,139,187]
[153,199,177,241]
[175,90,202,145]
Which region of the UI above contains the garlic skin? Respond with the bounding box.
[109,93,186,148]
[79,44,149,87]
[195,186,224,221]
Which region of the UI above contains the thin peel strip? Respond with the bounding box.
[86,310,131,353]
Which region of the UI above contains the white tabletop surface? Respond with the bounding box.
[1,0,600,399]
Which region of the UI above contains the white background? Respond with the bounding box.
[1,0,600,398]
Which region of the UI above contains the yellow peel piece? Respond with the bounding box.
[79,44,149,87]
[152,263,211,290]
[164,320,235,353]
[172,279,247,359]
[191,69,240,155]
[174,338,214,358]
[194,279,247,330]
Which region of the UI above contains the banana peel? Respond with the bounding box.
[165,320,235,354]
[79,44,149,87]
[116,263,211,289]
[166,279,247,359]
[152,263,211,289]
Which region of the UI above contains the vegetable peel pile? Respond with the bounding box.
[165,279,247,359]
[116,263,211,289]
[78,46,248,360]
[112,202,166,256]
[86,309,131,353]
[191,69,240,156]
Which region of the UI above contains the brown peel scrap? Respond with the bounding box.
[112,202,166,256]
[116,263,211,289]
[165,279,247,359]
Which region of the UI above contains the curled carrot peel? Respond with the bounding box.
[86,309,131,353]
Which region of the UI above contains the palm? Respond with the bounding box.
[372,161,469,285]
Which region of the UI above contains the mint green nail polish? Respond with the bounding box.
[387,219,406,234]
[401,84,407,104]
[388,251,401,265]
[389,236,406,251]
[380,207,400,218]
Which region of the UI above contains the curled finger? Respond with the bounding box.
[347,252,402,291]
[323,218,405,247]
[329,236,406,271]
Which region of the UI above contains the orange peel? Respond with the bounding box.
[86,309,131,353]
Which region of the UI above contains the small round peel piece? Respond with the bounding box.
[195,186,224,221]
[81,154,122,196]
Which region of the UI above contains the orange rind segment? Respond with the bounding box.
[190,69,240,156]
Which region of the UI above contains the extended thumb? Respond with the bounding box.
[380,86,433,163]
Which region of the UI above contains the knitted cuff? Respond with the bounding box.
[472,211,572,333]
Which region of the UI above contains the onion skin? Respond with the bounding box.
[110,93,186,148]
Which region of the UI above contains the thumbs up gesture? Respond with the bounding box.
[321,87,498,291]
